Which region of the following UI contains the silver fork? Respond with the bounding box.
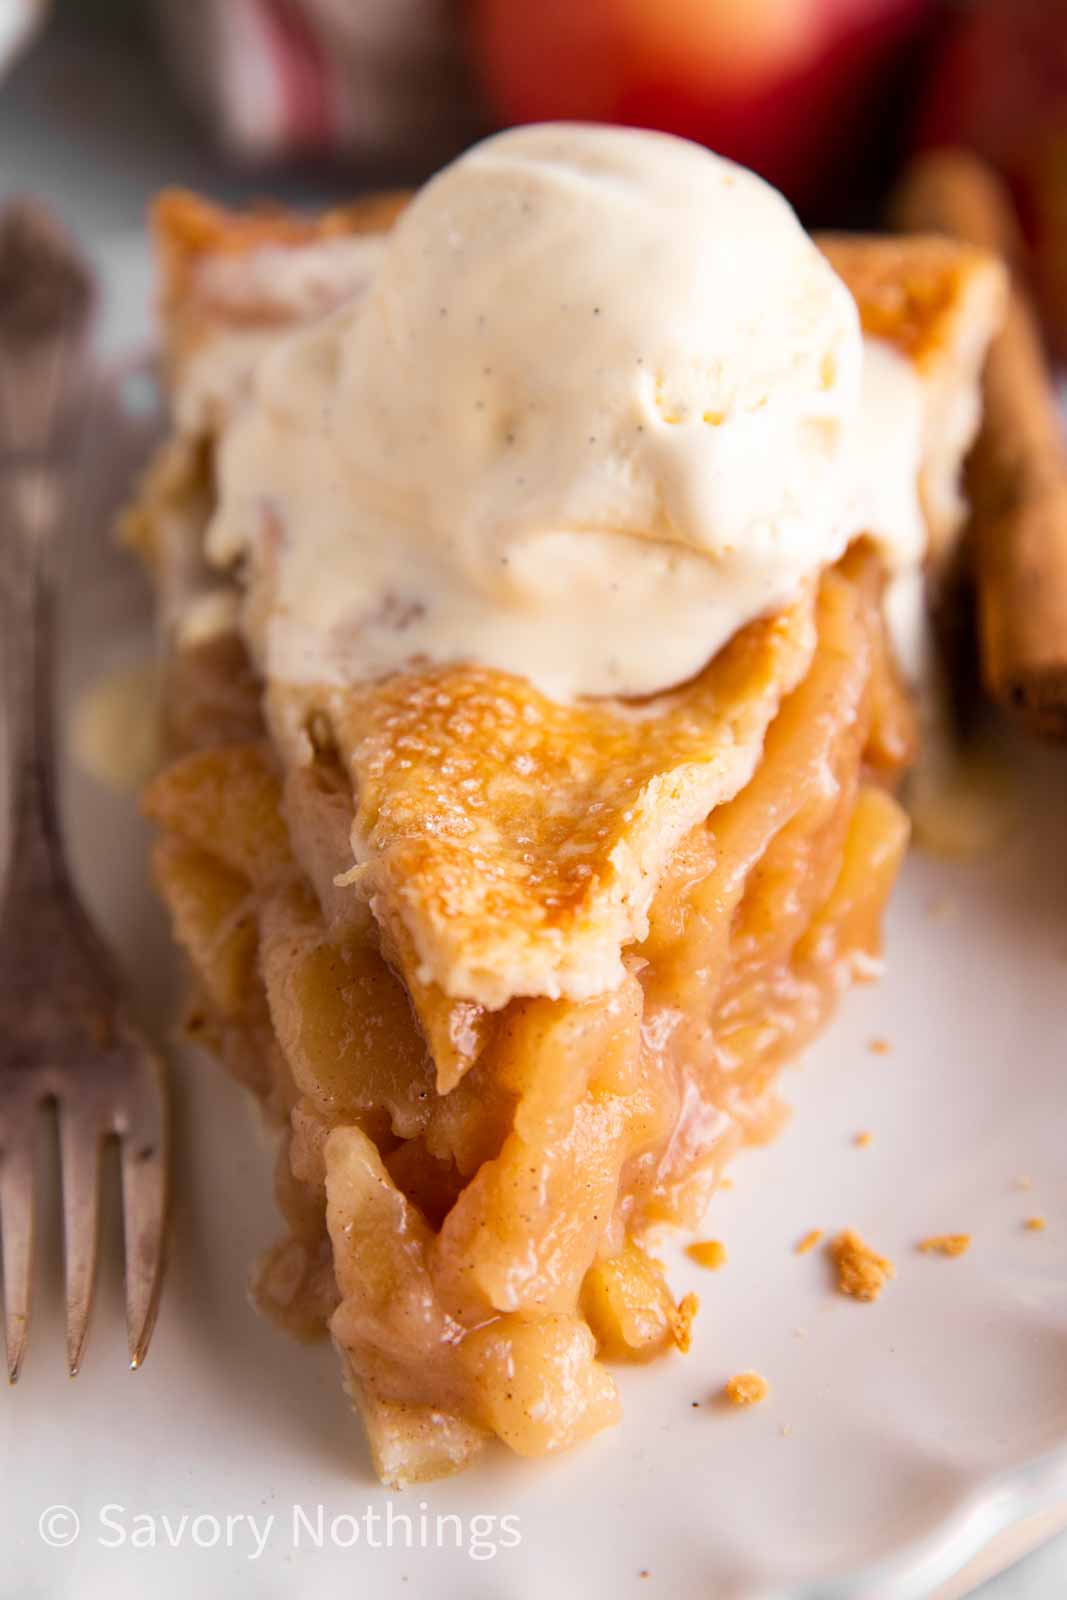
[0,200,168,1380]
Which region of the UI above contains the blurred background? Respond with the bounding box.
[0,5,1065,1594]
[1,0,1067,355]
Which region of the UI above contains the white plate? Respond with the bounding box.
[2,244,1067,1600]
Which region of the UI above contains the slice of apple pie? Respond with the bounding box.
[128,127,1005,1486]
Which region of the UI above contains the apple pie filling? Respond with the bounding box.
[144,540,911,1483]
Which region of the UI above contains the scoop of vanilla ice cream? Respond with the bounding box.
[208,124,867,700]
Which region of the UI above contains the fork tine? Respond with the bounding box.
[58,1109,103,1377]
[121,1141,166,1369]
[0,1112,37,1384]
[119,1084,167,1371]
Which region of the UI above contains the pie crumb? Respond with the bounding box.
[918,1233,971,1257]
[687,1239,727,1270]
[795,1228,823,1255]
[868,1037,890,1056]
[778,1423,793,1437]
[718,1177,734,1191]
[830,1228,895,1302]
[671,1292,700,1351]
[1015,1175,1034,1191]
[853,1130,873,1148]
[724,1371,769,1408]
[1024,1216,1047,1232]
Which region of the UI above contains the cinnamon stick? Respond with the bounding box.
[891,149,1067,738]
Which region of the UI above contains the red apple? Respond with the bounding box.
[917,0,1067,359]
[468,0,932,212]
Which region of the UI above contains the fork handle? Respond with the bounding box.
[2,459,69,894]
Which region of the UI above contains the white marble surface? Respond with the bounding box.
[1,16,1065,1599]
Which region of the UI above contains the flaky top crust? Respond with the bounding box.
[818,231,1005,372]
[317,596,816,1009]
